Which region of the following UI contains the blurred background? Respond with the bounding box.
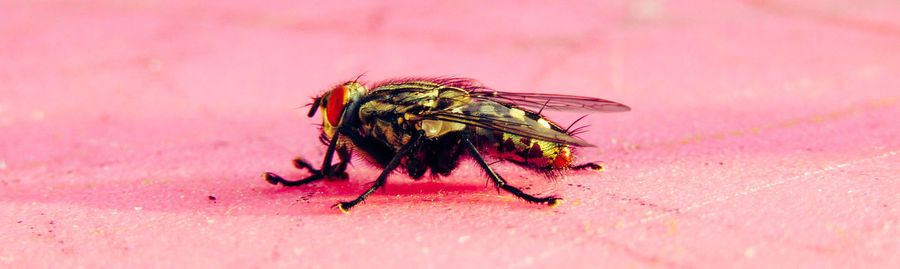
[2,0,899,267]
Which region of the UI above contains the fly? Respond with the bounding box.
[263,77,630,213]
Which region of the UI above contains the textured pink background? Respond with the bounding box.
[2,0,899,268]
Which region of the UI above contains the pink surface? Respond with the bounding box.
[2,0,899,267]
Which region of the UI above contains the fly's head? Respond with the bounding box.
[309,81,366,136]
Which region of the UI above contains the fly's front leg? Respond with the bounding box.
[462,137,561,207]
[334,131,423,213]
[264,132,346,186]
[329,146,351,179]
[291,146,351,181]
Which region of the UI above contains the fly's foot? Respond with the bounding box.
[572,162,604,171]
[263,171,325,187]
[498,185,561,207]
[263,172,284,185]
[546,197,563,208]
[333,202,354,214]
[292,157,319,173]
[527,195,562,207]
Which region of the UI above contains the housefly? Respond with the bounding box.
[264,77,630,212]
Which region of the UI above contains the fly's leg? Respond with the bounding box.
[334,131,423,213]
[263,171,324,187]
[332,146,351,178]
[571,162,603,171]
[264,132,345,186]
[292,146,351,180]
[462,137,561,207]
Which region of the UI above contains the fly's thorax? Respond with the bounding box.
[475,127,575,169]
[316,81,367,137]
[356,86,472,149]
[356,99,404,149]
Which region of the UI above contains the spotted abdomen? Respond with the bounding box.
[475,127,574,170]
[447,100,580,170]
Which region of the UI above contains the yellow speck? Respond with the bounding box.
[509,108,525,119]
[778,119,797,128]
[810,115,825,123]
[537,118,552,129]
[458,235,471,243]
[744,248,756,258]
[335,203,351,214]
[573,201,581,206]
[549,199,563,208]
[616,221,625,228]
[664,220,678,235]
[827,111,843,119]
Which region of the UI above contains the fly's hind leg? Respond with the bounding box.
[264,133,348,187]
[462,137,561,207]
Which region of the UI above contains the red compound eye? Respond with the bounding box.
[326,86,349,126]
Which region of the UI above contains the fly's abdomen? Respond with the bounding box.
[474,127,574,170]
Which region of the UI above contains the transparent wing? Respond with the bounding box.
[469,91,631,113]
[421,100,595,147]
[364,77,624,147]
[370,77,629,113]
